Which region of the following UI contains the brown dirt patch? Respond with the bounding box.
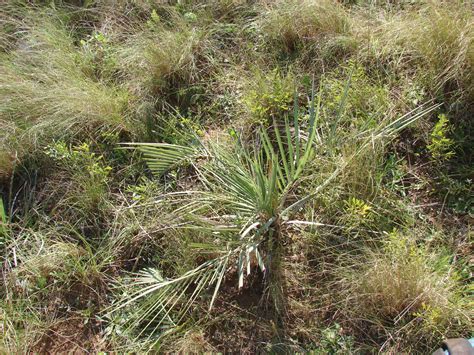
[32,317,105,354]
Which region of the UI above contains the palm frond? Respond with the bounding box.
[112,256,228,339]
[122,142,204,177]
[111,221,268,340]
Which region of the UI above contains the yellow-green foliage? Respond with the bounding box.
[428,114,455,161]
[342,196,374,229]
[45,141,112,212]
[322,61,389,130]
[243,68,295,125]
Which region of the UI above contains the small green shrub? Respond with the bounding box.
[80,30,119,82]
[436,173,473,215]
[428,114,455,161]
[111,85,434,348]
[342,196,374,230]
[322,61,389,132]
[313,323,354,354]
[242,68,295,126]
[45,141,112,213]
[382,154,409,195]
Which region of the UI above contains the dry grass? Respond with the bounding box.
[116,11,215,99]
[0,9,133,172]
[259,0,351,54]
[366,0,473,99]
[339,233,471,352]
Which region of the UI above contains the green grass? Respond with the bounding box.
[0,197,8,248]
[0,0,472,353]
[373,1,474,99]
[0,8,132,167]
[259,0,351,56]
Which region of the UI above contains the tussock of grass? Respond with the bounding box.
[339,233,471,352]
[368,1,474,99]
[1,228,110,353]
[260,0,351,55]
[116,12,215,100]
[0,11,131,165]
[0,148,15,180]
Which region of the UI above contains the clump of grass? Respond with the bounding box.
[316,61,391,197]
[116,9,215,101]
[373,1,473,100]
[160,328,216,353]
[1,228,110,353]
[0,149,15,181]
[340,231,471,352]
[259,0,351,55]
[0,10,131,165]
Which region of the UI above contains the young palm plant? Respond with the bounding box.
[111,86,438,345]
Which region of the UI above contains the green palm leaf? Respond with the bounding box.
[122,142,202,177]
